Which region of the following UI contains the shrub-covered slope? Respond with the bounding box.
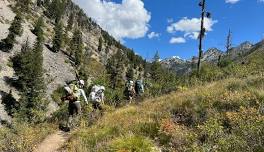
[64,73,264,151]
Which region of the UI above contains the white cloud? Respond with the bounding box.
[225,0,240,4]
[147,32,160,39]
[167,17,217,40]
[258,0,264,2]
[169,37,186,44]
[74,0,151,41]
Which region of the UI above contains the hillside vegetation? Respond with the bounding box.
[62,42,264,151]
[0,0,264,151]
[64,75,264,151]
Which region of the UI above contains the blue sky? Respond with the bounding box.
[75,0,264,60]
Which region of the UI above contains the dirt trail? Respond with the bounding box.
[34,131,70,152]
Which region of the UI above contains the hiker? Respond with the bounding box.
[135,79,144,96]
[61,80,88,129]
[89,85,105,112]
[125,80,135,102]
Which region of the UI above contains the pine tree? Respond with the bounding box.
[9,14,23,36]
[1,13,23,51]
[1,33,16,51]
[47,0,66,23]
[106,52,125,89]
[2,90,19,116]
[43,0,50,7]
[66,12,74,31]
[150,51,162,81]
[126,68,134,80]
[69,29,83,66]
[16,0,31,13]
[98,37,103,52]
[32,16,44,38]
[52,21,63,52]
[153,50,160,62]
[14,22,47,123]
[37,0,43,7]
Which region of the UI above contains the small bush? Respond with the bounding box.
[133,122,160,138]
[219,58,232,68]
[108,135,157,152]
[51,86,66,105]
[226,79,248,91]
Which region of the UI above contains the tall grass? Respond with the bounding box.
[64,75,264,152]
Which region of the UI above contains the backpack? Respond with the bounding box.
[90,85,104,103]
[135,80,144,93]
[68,83,80,100]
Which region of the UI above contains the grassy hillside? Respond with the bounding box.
[0,0,264,151]
[62,42,264,152]
[63,74,264,151]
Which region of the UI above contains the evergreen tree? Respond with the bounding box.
[47,0,66,23]
[153,51,160,62]
[150,51,162,81]
[126,68,134,80]
[2,90,19,116]
[9,14,23,36]
[52,21,63,52]
[1,13,23,51]
[106,52,125,89]
[1,33,16,51]
[69,29,83,66]
[98,37,103,52]
[15,0,31,13]
[32,16,44,38]
[66,12,74,31]
[62,30,70,50]
[37,0,43,7]
[43,0,50,7]
[14,23,47,123]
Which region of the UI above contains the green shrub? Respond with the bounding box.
[133,122,160,138]
[219,58,232,68]
[51,86,65,105]
[199,64,224,82]
[226,79,248,91]
[226,108,264,151]
[67,126,121,152]
[108,135,157,152]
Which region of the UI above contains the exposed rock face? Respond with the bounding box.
[43,46,76,114]
[0,0,20,124]
[161,56,192,75]
[202,48,223,62]
[228,41,253,60]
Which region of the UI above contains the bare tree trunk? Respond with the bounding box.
[197,0,206,75]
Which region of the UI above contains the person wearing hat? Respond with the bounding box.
[62,79,88,129]
[89,85,105,111]
[123,80,135,103]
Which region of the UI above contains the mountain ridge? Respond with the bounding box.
[160,41,256,74]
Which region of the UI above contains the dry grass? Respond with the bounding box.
[0,122,56,152]
[64,75,264,151]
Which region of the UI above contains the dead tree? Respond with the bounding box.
[197,0,211,75]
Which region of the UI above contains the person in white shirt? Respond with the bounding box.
[89,85,105,111]
[62,80,88,129]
